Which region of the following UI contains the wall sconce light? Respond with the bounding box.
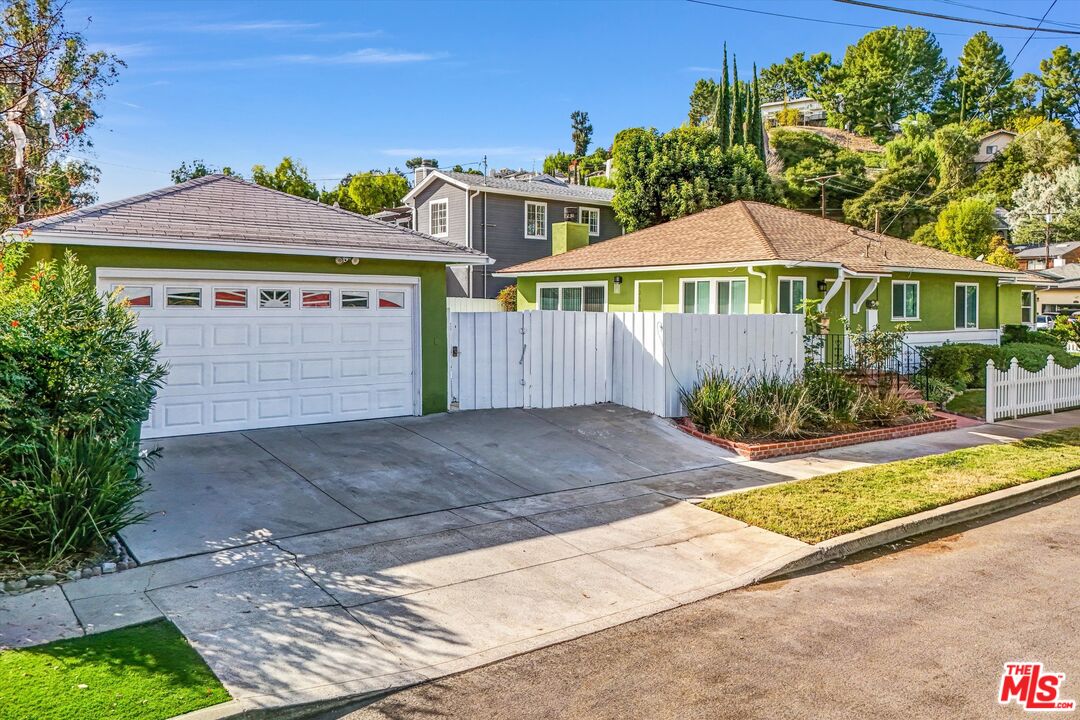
[816,279,828,292]
[350,257,360,265]
[335,257,347,265]
[613,275,623,293]
[335,257,361,265]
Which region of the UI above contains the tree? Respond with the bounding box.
[451,164,482,175]
[932,123,978,193]
[610,125,774,232]
[952,32,1015,126]
[749,63,765,160]
[933,197,997,258]
[1010,164,1080,243]
[342,172,410,215]
[731,58,744,146]
[819,26,947,140]
[973,120,1077,207]
[720,44,731,147]
[758,51,832,103]
[570,110,592,156]
[250,157,319,200]
[170,160,239,184]
[985,236,1019,268]
[405,157,438,170]
[687,78,720,127]
[0,0,123,226]
[1038,46,1080,127]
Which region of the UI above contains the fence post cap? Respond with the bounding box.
[1047,353,1056,363]
[986,358,995,368]
[1010,357,1020,369]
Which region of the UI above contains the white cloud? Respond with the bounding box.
[271,48,439,65]
[187,20,323,32]
[685,65,723,73]
[89,42,156,58]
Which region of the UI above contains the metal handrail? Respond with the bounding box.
[806,333,932,401]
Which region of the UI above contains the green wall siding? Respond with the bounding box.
[515,265,1030,334]
[27,243,450,414]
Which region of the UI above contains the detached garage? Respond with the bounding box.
[19,174,490,438]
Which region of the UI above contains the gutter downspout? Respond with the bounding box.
[467,189,480,298]
[819,267,846,312]
[747,265,767,312]
[483,190,489,298]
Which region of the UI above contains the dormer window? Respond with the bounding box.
[986,145,997,155]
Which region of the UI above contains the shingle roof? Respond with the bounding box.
[1015,242,1080,259]
[430,170,615,203]
[498,201,1028,278]
[19,174,487,262]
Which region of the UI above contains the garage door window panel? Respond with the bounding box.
[302,290,332,308]
[114,285,153,307]
[341,291,370,309]
[166,288,202,308]
[378,290,405,309]
[214,288,248,308]
[259,289,291,309]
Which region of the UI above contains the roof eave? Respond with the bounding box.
[26,230,493,266]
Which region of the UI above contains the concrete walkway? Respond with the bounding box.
[2,406,1077,711]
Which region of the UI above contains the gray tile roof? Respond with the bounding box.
[1015,242,1080,259]
[436,170,615,203]
[19,174,487,262]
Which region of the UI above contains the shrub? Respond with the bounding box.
[922,342,998,389]
[994,343,1079,372]
[0,242,165,570]
[496,283,517,312]
[1001,324,1062,347]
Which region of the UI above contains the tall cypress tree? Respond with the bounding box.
[731,57,744,146]
[719,43,730,150]
[751,62,764,160]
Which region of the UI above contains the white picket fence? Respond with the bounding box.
[449,311,804,417]
[447,297,504,313]
[985,356,1080,422]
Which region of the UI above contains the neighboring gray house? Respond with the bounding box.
[402,168,621,298]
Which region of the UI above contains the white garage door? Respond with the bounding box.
[100,270,420,438]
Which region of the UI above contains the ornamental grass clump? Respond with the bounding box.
[0,242,165,572]
[681,366,930,442]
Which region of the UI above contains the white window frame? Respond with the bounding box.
[1021,290,1034,325]
[578,207,601,237]
[715,278,748,315]
[634,279,663,311]
[954,282,980,329]
[891,280,920,321]
[777,276,806,315]
[525,201,548,240]
[535,281,607,312]
[680,279,712,314]
[429,198,449,237]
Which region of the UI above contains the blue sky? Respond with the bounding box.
[71,0,1079,203]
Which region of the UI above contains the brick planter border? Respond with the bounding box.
[676,414,959,460]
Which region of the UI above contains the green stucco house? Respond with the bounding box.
[498,201,1039,346]
[17,174,490,438]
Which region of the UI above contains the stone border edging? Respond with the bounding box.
[675,414,958,460]
[1,537,137,595]
[762,468,1080,579]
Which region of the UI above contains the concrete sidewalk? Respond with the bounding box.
[2,407,1077,712]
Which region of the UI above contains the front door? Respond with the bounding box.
[636,280,663,312]
[866,308,879,331]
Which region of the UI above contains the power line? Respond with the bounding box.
[833,0,1080,35]
[933,0,1080,30]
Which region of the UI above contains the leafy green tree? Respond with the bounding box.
[731,58,744,146]
[932,123,979,193]
[940,32,1015,126]
[0,0,123,226]
[750,63,765,160]
[1010,163,1080,243]
[570,110,593,156]
[819,26,947,140]
[611,126,774,232]
[344,172,410,215]
[720,44,731,146]
[973,120,1077,207]
[170,160,239,184]
[451,164,482,175]
[985,236,1019,268]
[250,157,319,200]
[770,128,868,208]
[405,157,438,170]
[1038,45,1080,127]
[688,78,720,127]
[543,150,573,175]
[933,197,997,258]
[759,52,832,103]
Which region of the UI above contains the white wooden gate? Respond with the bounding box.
[986,355,1080,422]
[450,311,804,417]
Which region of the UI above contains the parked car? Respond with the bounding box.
[1036,314,1054,330]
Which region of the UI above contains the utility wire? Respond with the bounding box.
[834,0,1080,35]
[933,0,1080,30]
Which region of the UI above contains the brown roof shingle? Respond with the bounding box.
[498,201,1026,278]
[19,174,487,263]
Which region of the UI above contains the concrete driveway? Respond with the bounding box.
[121,404,755,563]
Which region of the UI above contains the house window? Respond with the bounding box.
[259,289,291,308]
[716,279,748,315]
[429,199,448,237]
[1028,259,1047,270]
[378,290,406,309]
[955,283,979,329]
[166,287,202,307]
[214,288,248,308]
[682,280,711,314]
[1021,290,1034,325]
[778,278,805,314]
[986,144,997,155]
[891,281,919,320]
[537,284,605,312]
[341,290,370,309]
[525,201,547,240]
[579,207,600,237]
[113,285,152,307]
[301,290,331,308]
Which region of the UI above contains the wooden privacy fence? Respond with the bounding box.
[985,356,1080,422]
[449,311,804,417]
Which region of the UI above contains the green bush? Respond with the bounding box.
[1001,324,1063,348]
[681,367,928,441]
[922,342,997,389]
[994,343,1079,372]
[0,242,165,570]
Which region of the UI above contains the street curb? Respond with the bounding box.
[762,469,1080,579]
[171,470,1080,720]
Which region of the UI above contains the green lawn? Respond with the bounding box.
[0,620,229,720]
[701,427,1080,544]
[945,389,986,418]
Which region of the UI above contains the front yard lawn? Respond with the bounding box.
[701,427,1080,544]
[0,620,228,720]
[944,389,985,419]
